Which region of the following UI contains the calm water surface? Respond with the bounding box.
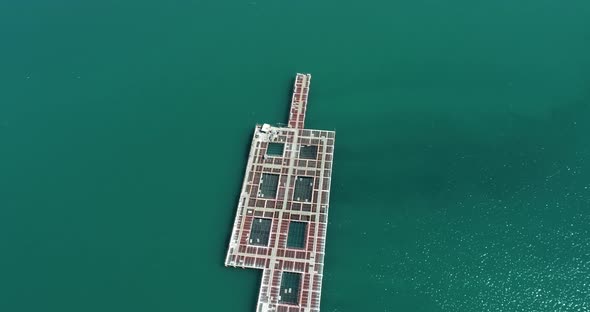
[1,0,589,311]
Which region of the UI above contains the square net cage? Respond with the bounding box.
[287,221,307,249]
[249,218,272,246]
[279,272,302,305]
[299,145,318,159]
[266,142,285,156]
[259,173,279,198]
[293,176,313,202]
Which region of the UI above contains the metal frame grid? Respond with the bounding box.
[225,74,335,312]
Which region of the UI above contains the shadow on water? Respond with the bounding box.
[322,93,589,311]
[337,97,590,212]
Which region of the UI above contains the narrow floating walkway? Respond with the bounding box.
[225,74,335,312]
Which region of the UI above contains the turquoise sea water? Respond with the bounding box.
[1,0,589,311]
